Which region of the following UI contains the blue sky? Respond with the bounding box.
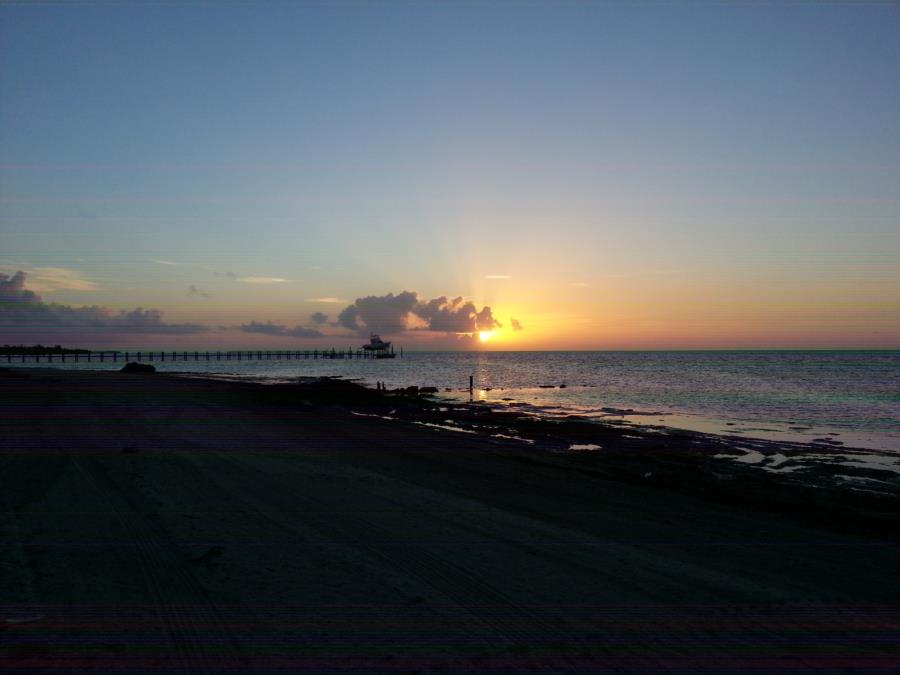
[1,1,898,348]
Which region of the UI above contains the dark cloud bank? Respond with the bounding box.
[0,271,208,336]
[238,321,322,339]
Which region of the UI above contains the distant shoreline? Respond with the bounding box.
[3,346,899,355]
[0,345,93,355]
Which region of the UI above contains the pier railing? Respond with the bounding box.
[3,348,399,364]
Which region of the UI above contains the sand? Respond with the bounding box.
[1,368,898,673]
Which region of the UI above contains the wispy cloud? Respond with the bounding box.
[150,259,178,266]
[238,276,291,284]
[510,318,524,331]
[570,281,589,287]
[485,275,512,280]
[307,297,347,303]
[187,284,211,299]
[596,269,680,280]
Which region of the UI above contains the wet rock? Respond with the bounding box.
[420,386,438,393]
[120,362,155,373]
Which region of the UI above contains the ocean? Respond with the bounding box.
[13,350,900,452]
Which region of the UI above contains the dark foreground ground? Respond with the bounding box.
[1,368,898,673]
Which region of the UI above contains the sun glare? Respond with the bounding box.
[479,331,494,342]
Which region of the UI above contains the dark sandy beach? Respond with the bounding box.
[1,368,898,673]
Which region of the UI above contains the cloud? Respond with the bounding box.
[337,291,418,335]
[187,285,211,299]
[310,311,328,325]
[414,296,501,333]
[570,281,589,287]
[336,291,501,336]
[510,318,524,331]
[151,259,178,266]
[0,270,208,336]
[111,308,209,334]
[0,271,40,303]
[238,320,322,338]
[0,266,98,292]
[238,276,291,284]
[485,275,512,279]
[307,297,347,303]
[1,303,209,335]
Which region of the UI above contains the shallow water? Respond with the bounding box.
[9,350,899,451]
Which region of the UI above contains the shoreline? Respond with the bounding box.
[2,367,899,672]
[6,354,898,453]
[171,369,900,501]
[6,366,900,529]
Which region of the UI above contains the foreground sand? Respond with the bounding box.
[1,368,898,673]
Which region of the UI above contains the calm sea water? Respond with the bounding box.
[13,351,900,451]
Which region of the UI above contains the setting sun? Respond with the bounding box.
[479,331,495,342]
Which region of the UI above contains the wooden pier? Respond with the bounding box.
[3,347,400,364]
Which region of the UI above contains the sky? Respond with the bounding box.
[1,0,898,350]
